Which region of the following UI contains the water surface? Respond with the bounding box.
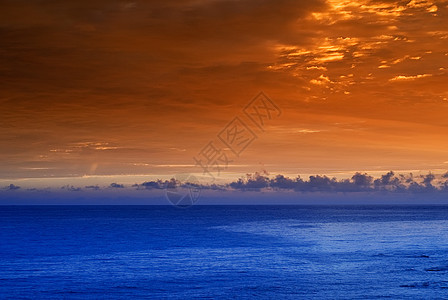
[1,205,448,299]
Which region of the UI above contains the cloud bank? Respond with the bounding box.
[3,171,448,195]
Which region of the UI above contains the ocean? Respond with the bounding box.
[1,205,448,299]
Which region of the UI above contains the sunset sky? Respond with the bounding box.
[2,0,448,188]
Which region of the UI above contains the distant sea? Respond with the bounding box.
[1,205,448,299]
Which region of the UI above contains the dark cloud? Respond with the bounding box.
[4,184,21,190]
[133,180,165,190]
[85,185,100,190]
[109,183,124,188]
[225,171,448,193]
[61,185,82,192]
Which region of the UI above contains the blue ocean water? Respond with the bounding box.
[1,205,448,299]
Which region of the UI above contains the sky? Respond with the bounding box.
[1,0,448,192]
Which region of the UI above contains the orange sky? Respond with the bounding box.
[1,0,448,185]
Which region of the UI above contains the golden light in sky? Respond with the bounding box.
[1,0,448,187]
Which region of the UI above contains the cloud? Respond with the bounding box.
[61,185,82,192]
[389,74,433,81]
[133,180,165,190]
[110,183,124,188]
[5,184,20,190]
[224,171,448,193]
[85,185,100,190]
